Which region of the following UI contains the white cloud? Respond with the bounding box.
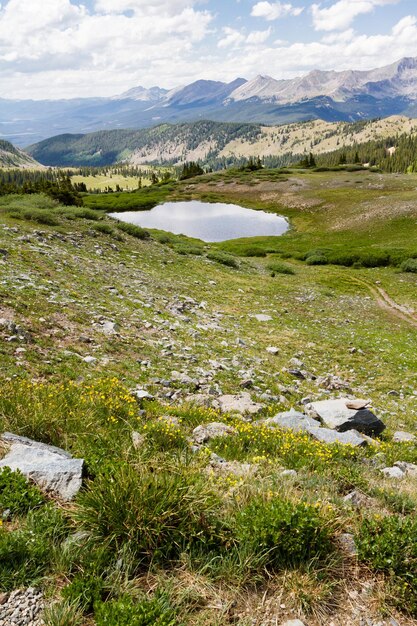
[311,0,399,32]
[251,1,303,21]
[246,28,272,44]
[218,26,272,48]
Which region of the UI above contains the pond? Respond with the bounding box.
[110,201,289,242]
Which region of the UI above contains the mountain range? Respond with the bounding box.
[2,57,417,147]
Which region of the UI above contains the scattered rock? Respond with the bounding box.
[280,469,297,478]
[344,490,375,508]
[215,392,263,416]
[266,346,279,355]
[393,431,416,443]
[0,588,43,626]
[381,466,405,479]
[308,426,367,447]
[394,461,417,477]
[133,389,154,401]
[184,393,213,408]
[253,314,272,322]
[82,355,97,364]
[281,620,306,626]
[265,409,320,432]
[307,398,385,437]
[131,432,146,450]
[0,433,83,501]
[192,422,236,445]
[338,532,358,557]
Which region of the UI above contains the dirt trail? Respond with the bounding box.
[350,276,417,329]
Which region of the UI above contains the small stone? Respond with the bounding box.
[393,431,416,443]
[253,314,272,322]
[133,389,154,401]
[281,620,306,626]
[381,466,405,479]
[280,469,297,477]
[131,432,145,449]
[266,346,279,355]
[338,532,358,557]
[83,356,97,364]
[192,422,236,444]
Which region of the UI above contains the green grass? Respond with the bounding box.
[0,170,416,623]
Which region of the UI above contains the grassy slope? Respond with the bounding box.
[0,174,416,625]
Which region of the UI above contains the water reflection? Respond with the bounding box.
[110,201,288,242]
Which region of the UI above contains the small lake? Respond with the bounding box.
[110,201,288,242]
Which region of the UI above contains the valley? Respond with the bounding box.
[0,165,416,625]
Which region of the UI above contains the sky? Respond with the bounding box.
[0,0,416,99]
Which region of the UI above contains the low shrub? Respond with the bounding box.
[356,515,417,615]
[94,594,178,626]
[62,573,105,611]
[0,505,68,591]
[0,467,44,516]
[93,223,114,235]
[69,208,102,221]
[173,244,203,256]
[116,222,150,240]
[267,261,295,275]
[207,251,239,268]
[20,209,59,225]
[305,251,328,266]
[240,247,267,258]
[235,496,334,572]
[401,258,417,273]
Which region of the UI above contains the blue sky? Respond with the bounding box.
[0,0,416,99]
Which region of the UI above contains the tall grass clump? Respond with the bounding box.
[73,463,226,569]
[267,260,295,275]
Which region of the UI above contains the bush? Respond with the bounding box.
[94,594,178,626]
[62,573,105,611]
[93,223,114,235]
[235,497,333,572]
[240,247,267,258]
[207,251,239,268]
[69,208,102,221]
[267,261,295,275]
[73,464,225,569]
[116,222,150,240]
[305,251,328,266]
[0,467,44,516]
[0,505,68,591]
[21,209,59,225]
[356,515,417,615]
[401,258,417,273]
[173,244,203,256]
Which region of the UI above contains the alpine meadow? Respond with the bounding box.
[0,2,417,626]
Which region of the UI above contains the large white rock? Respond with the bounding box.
[307,398,385,436]
[0,433,83,501]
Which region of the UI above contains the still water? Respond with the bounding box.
[110,201,288,242]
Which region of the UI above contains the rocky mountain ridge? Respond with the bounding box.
[2,57,417,146]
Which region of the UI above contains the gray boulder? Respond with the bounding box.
[265,409,320,432]
[381,466,405,479]
[307,398,385,437]
[0,433,83,501]
[307,426,367,447]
